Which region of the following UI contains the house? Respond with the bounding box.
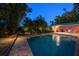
[51,22,79,33]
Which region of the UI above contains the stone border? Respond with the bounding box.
[28,33,52,39]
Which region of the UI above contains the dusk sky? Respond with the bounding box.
[20,3,73,26]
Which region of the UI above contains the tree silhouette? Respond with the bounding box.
[0,3,31,37]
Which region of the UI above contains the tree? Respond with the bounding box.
[0,3,31,36]
[73,3,79,13]
[23,17,34,33]
[54,6,79,25]
[50,21,55,25]
[33,16,48,33]
[73,3,79,21]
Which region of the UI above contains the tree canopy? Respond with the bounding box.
[23,16,48,33]
[0,3,31,37]
[51,3,79,25]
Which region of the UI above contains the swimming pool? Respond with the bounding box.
[27,35,76,56]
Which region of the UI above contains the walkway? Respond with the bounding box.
[9,36,32,56]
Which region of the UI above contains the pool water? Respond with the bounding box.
[27,35,76,56]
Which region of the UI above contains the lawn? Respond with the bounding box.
[0,35,16,56]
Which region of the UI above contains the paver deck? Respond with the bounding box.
[9,36,33,56]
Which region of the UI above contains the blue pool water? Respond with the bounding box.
[27,35,76,56]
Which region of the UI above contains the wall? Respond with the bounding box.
[51,24,79,33]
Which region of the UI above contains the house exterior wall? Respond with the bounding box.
[51,24,79,33]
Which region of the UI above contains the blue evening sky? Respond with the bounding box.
[20,3,73,26]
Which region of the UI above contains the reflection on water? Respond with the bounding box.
[53,34,60,46]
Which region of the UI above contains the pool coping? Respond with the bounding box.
[28,33,52,39]
[27,32,79,40]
